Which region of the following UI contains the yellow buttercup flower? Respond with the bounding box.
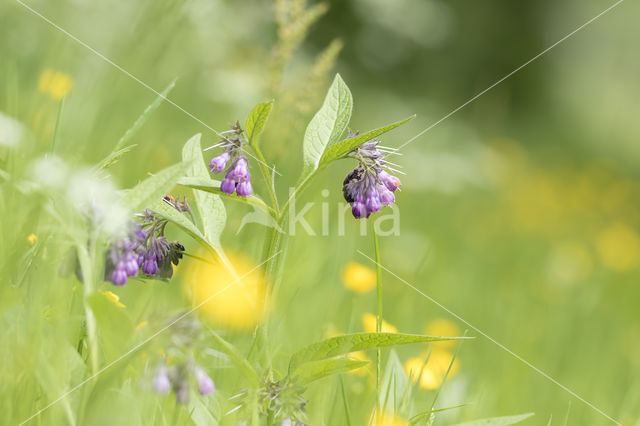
[38,69,73,101]
[180,250,268,331]
[135,321,148,330]
[342,261,377,293]
[371,410,410,426]
[27,233,37,245]
[362,312,397,333]
[596,223,640,272]
[404,349,459,390]
[100,290,125,308]
[424,318,460,350]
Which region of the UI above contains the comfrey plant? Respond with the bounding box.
[23,74,469,426]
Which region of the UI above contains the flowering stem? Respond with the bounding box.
[251,146,280,217]
[76,241,99,376]
[373,227,383,425]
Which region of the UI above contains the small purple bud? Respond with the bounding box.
[142,256,158,275]
[153,366,171,394]
[236,181,252,197]
[352,200,367,219]
[135,227,147,241]
[176,384,189,404]
[227,157,249,183]
[379,170,401,192]
[220,177,236,194]
[110,268,128,286]
[378,186,395,206]
[123,254,139,276]
[365,187,381,213]
[209,152,231,173]
[194,367,215,395]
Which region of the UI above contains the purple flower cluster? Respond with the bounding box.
[106,209,185,286]
[153,363,215,404]
[342,139,402,219]
[208,123,252,197]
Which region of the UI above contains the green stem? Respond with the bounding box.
[251,145,280,216]
[76,242,99,376]
[373,227,383,425]
[51,95,65,153]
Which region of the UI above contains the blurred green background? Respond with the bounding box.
[1,0,639,424]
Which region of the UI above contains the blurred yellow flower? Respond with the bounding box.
[135,321,148,330]
[371,410,410,426]
[346,351,371,376]
[180,251,268,331]
[596,223,640,272]
[27,233,37,245]
[342,261,377,293]
[547,242,592,285]
[404,349,459,390]
[38,69,73,101]
[100,290,125,308]
[362,313,397,333]
[424,318,460,350]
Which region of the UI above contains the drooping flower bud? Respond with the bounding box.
[209,151,231,173]
[194,367,215,395]
[153,366,171,394]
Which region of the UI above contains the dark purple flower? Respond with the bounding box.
[341,138,402,219]
[111,268,128,286]
[153,366,171,394]
[220,177,236,194]
[194,367,215,395]
[206,123,252,197]
[236,181,252,197]
[142,255,158,275]
[209,151,231,173]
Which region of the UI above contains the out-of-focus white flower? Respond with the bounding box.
[66,170,129,237]
[30,155,69,189]
[0,112,27,148]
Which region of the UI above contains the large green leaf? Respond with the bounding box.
[452,413,535,426]
[245,101,273,149]
[318,115,415,167]
[182,134,227,247]
[289,333,469,374]
[123,162,190,213]
[207,327,259,387]
[291,358,369,385]
[148,198,215,254]
[301,73,352,178]
[178,176,273,216]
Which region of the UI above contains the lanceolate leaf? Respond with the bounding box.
[301,74,352,178]
[182,134,227,248]
[319,115,415,168]
[178,177,273,216]
[123,162,190,213]
[291,358,369,385]
[207,327,259,387]
[289,333,470,374]
[245,101,273,148]
[148,198,214,255]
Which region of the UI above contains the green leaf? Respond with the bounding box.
[452,413,535,426]
[182,134,227,247]
[289,333,470,375]
[148,198,215,254]
[87,291,135,361]
[292,358,369,385]
[245,101,273,148]
[123,162,190,213]
[207,327,259,387]
[95,144,138,170]
[409,405,466,424]
[379,350,410,414]
[114,79,176,151]
[178,176,274,216]
[319,115,415,167]
[301,73,352,178]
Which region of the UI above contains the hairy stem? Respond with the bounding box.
[76,242,99,376]
[373,228,383,425]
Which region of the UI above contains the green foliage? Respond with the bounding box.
[291,358,369,385]
[123,162,190,213]
[452,413,535,426]
[245,101,273,149]
[301,73,353,179]
[179,177,273,215]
